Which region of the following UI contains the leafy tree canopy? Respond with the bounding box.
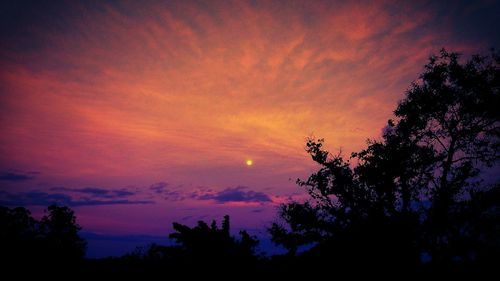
[0,204,86,263]
[269,49,500,267]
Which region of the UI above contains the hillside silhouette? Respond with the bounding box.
[1,49,498,277]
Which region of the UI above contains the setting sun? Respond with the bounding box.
[246,160,253,166]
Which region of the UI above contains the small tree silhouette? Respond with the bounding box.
[0,206,38,262]
[169,215,258,264]
[40,204,87,261]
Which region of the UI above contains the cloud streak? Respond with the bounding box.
[148,184,275,204]
[150,182,168,194]
[149,182,185,201]
[0,171,37,181]
[193,186,272,204]
[0,190,153,207]
[51,187,135,198]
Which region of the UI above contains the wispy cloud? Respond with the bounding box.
[51,187,135,198]
[0,170,37,181]
[149,183,308,205]
[149,182,185,201]
[193,186,272,204]
[0,190,153,207]
[2,0,494,185]
[150,182,168,194]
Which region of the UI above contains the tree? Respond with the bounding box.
[0,206,38,261]
[0,204,86,277]
[168,215,258,264]
[269,49,500,267]
[40,204,87,261]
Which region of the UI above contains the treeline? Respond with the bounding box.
[1,203,498,277]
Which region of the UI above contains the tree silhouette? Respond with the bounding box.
[168,215,258,264]
[40,204,87,261]
[0,206,38,262]
[269,49,500,269]
[0,204,86,267]
[113,215,260,277]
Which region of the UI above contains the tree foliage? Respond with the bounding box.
[0,204,86,263]
[40,205,87,260]
[269,49,500,267]
[168,215,259,263]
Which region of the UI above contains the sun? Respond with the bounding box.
[246,159,253,166]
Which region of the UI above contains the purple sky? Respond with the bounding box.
[1,0,499,257]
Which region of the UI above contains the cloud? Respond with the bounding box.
[0,190,154,207]
[0,171,36,181]
[149,182,184,201]
[51,187,135,198]
[194,186,272,204]
[150,182,168,194]
[1,1,495,190]
[1,0,497,207]
[150,184,273,204]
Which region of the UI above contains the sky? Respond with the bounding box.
[1,0,499,258]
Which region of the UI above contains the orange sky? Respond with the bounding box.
[1,0,498,257]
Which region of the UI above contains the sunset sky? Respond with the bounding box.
[1,0,499,257]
